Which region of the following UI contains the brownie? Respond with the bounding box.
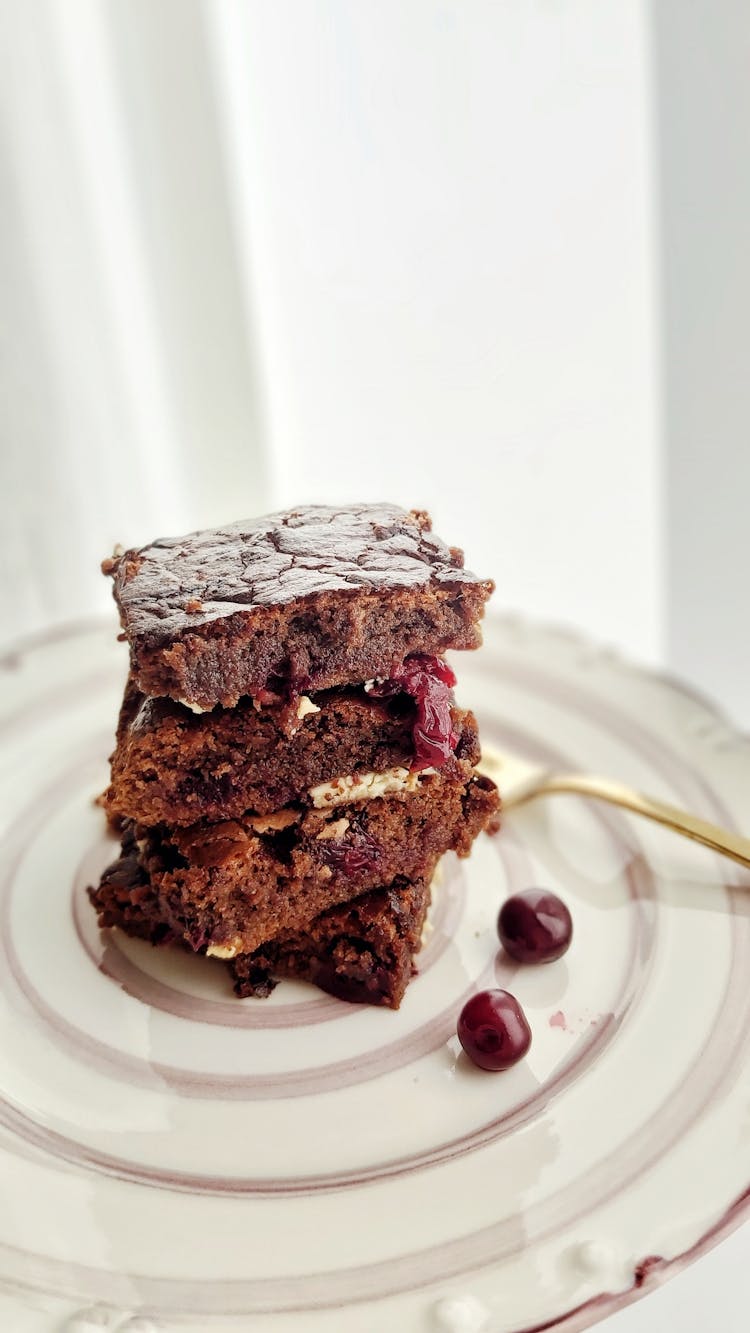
[103,504,494,709]
[89,831,432,1009]
[128,771,499,956]
[103,675,482,827]
[229,879,431,1007]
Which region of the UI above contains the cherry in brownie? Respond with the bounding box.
[104,504,494,711]
[104,659,482,829]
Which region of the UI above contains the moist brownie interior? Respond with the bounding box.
[130,771,499,955]
[104,676,482,827]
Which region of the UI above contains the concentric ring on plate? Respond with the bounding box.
[0,705,651,1195]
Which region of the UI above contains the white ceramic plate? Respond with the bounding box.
[0,618,748,1333]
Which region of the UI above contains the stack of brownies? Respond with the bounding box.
[90,503,500,1008]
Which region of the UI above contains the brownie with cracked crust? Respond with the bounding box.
[118,770,498,957]
[103,504,494,710]
[89,831,432,1008]
[104,670,482,828]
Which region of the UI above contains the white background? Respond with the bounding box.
[0,2,747,1328]
[2,2,748,725]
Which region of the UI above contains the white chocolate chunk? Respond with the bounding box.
[206,940,242,959]
[308,766,436,809]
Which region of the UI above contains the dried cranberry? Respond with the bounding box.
[317,827,381,877]
[457,989,532,1071]
[372,654,458,769]
[498,890,572,964]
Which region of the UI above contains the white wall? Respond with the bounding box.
[0,0,269,636]
[210,0,663,665]
[653,0,750,725]
[0,0,662,672]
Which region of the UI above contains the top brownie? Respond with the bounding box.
[104,503,494,709]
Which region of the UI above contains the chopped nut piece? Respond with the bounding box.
[309,766,436,809]
[249,808,300,834]
[316,818,351,841]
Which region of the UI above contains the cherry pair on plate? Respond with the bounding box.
[458,889,572,1072]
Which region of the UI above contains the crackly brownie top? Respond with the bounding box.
[104,503,491,643]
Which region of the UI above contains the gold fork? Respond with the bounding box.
[478,745,750,871]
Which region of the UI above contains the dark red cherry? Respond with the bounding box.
[457,989,532,1071]
[498,889,572,963]
[372,654,458,769]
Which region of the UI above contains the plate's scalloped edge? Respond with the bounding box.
[484,610,748,736]
[1,1186,748,1330]
[508,1181,750,1333]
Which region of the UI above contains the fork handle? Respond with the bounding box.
[522,774,750,871]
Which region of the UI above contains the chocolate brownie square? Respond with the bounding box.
[104,504,494,710]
